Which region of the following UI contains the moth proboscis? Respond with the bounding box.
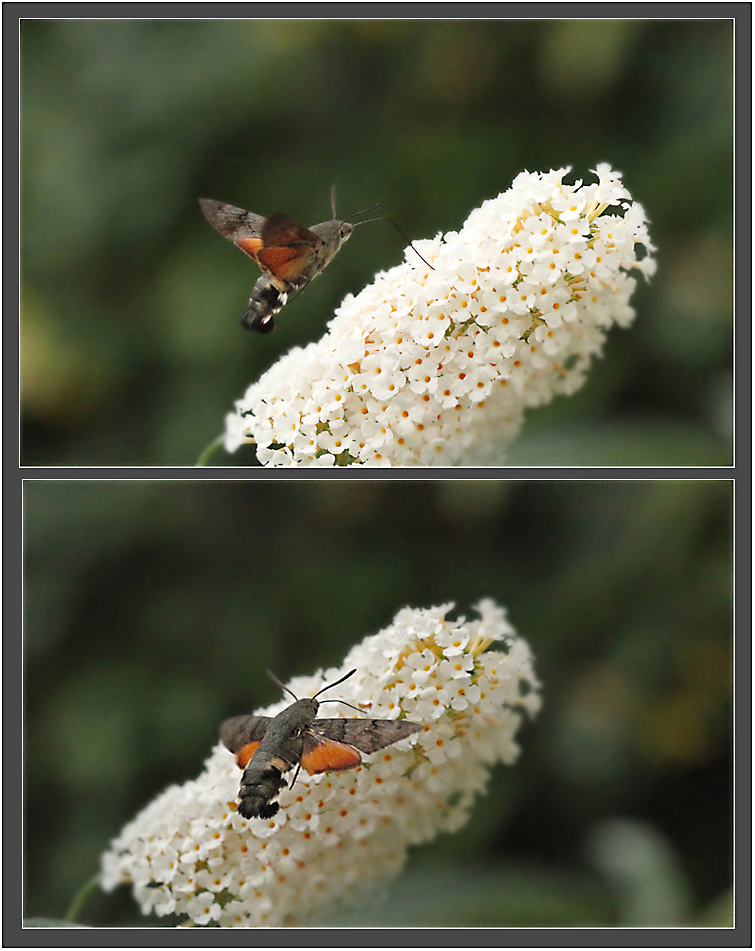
[220,668,422,819]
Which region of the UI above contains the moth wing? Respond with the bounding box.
[312,717,423,754]
[235,741,260,769]
[300,732,362,774]
[199,198,266,247]
[261,214,321,249]
[256,214,320,283]
[255,247,314,283]
[220,714,272,754]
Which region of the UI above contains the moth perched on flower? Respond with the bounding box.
[101,600,541,927]
[221,668,422,819]
[222,164,656,467]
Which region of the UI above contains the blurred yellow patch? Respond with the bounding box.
[21,292,110,422]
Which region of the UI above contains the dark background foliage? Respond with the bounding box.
[20,19,733,466]
[23,480,733,926]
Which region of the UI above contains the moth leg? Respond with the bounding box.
[288,762,302,790]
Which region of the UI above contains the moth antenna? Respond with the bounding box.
[330,184,338,219]
[343,201,383,223]
[352,215,435,270]
[313,668,358,699]
[319,698,364,715]
[266,670,298,702]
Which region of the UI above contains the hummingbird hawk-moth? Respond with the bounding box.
[200,187,382,335]
[220,669,422,820]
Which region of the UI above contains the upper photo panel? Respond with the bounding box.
[20,19,734,467]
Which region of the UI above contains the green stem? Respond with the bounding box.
[196,434,225,467]
[65,873,101,923]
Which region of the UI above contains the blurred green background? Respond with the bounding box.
[24,480,733,926]
[20,19,733,466]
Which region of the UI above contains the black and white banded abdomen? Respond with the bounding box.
[242,274,288,334]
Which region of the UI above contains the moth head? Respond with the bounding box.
[291,697,320,721]
[267,668,358,715]
[329,187,382,246]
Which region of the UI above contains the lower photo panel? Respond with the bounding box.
[22,479,733,930]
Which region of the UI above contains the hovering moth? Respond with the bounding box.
[200,187,381,334]
[220,669,422,819]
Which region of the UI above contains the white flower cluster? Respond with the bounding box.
[101,600,541,927]
[223,164,655,466]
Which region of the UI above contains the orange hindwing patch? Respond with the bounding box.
[236,236,264,260]
[301,740,362,774]
[236,741,260,769]
[256,245,315,282]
